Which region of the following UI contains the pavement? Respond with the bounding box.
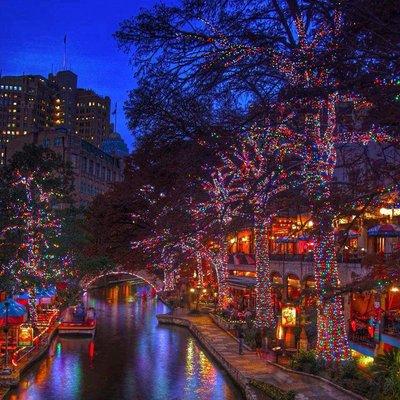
[171,311,362,400]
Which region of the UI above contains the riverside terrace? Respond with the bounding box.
[191,211,400,361]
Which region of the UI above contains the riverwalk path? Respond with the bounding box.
[157,311,365,400]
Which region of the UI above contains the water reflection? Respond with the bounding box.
[8,282,243,400]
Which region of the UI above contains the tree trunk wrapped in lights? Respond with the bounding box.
[254,216,275,328]
[196,252,204,287]
[314,218,351,362]
[208,237,229,309]
[303,101,351,362]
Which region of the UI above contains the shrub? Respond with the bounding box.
[291,350,320,375]
[337,359,360,380]
[371,348,400,400]
[249,379,296,400]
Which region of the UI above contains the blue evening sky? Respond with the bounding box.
[0,0,159,150]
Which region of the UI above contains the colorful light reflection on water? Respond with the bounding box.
[8,283,244,400]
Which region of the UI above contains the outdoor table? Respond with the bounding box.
[285,348,297,357]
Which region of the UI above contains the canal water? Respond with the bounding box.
[7,283,244,400]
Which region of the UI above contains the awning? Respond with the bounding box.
[227,276,256,290]
[227,253,256,267]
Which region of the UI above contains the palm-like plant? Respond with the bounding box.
[371,348,400,399]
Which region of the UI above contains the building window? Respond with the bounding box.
[42,138,50,148]
[54,137,62,146]
[71,154,79,168]
[82,157,87,173]
[89,160,94,175]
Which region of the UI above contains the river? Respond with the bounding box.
[7,282,244,400]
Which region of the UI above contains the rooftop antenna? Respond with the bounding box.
[112,102,117,133]
[63,34,67,70]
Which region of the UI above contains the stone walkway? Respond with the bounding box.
[163,312,362,400]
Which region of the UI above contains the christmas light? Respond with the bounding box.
[1,170,66,291]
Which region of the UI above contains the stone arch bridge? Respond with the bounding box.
[80,267,164,292]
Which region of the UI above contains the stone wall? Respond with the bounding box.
[157,315,258,400]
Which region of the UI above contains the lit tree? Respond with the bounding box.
[117,0,399,361]
[212,125,297,327]
[1,171,64,289]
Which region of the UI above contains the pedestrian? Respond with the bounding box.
[237,324,245,355]
[255,328,263,358]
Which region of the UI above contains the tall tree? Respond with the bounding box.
[209,125,298,327]
[0,144,73,292]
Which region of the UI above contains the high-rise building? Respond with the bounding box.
[48,70,78,132]
[75,89,112,148]
[0,75,54,143]
[0,71,123,151]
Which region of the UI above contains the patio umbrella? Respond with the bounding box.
[297,234,311,241]
[46,286,57,297]
[275,236,298,243]
[0,299,27,326]
[334,229,360,239]
[368,223,400,238]
[36,288,54,305]
[15,292,30,306]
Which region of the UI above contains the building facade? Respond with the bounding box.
[48,70,78,132]
[2,128,124,206]
[0,75,54,142]
[222,208,400,359]
[75,89,111,147]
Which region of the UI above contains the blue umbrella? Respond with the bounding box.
[298,234,311,241]
[46,286,57,296]
[0,299,26,325]
[368,223,400,238]
[36,288,52,299]
[275,236,298,243]
[15,292,30,300]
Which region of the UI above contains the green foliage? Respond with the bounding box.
[56,207,114,278]
[371,348,400,400]
[250,379,296,400]
[338,359,361,380]
[4,143,73,200]
[291,350,321,375]
[0,144,74,290]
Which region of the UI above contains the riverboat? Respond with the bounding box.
[58,305,96,337]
